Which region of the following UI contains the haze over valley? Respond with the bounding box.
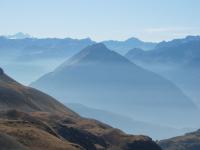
[0,33,199,140]
[1,0,200,149]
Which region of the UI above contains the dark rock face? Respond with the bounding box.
[56,124,108,150]
[0,133,27,150]
[126,140,162,150]
[0,68,4,75]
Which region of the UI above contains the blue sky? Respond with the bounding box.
[1,0,200,41]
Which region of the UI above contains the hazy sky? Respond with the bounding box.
[1,0,200,41]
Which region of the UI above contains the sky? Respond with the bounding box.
[0,0,200,42]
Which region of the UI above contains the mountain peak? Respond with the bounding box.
[84,43,108,52]
[81,37,93,42]
[156,35,200,49]
[54,43,132,72]
[125,37,141,42]
[72,43,110,61]
[185,35,200,41]
[6,32,31,39]
[64,43,131,65]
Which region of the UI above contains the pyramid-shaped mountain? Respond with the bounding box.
[57,43,130,67]
[31,43,198,126]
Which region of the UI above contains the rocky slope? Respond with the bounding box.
[0,68,76,116]
[159,129,200,150]
[0,68,161,150]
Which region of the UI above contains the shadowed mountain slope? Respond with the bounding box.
[125,36,200,108]
[0,133,28,150]
[159,129,200,150]
[31,43,197,127]
[0,68,77,116]
[0,68,161,150]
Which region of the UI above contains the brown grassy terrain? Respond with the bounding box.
[0,120,82,150]
[0,68,162,150]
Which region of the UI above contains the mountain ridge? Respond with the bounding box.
[0,68,78,116]
[102,37,156,54]
[125,35,200,108]
[0,67,162,150]
[31,43,197,129]
[159,129,200,150]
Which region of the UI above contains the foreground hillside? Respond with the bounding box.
[159,129,200,150]
[0,68,161,150]
[0,68,76,115]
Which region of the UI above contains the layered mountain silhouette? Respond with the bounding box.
[0,36,95,60]
[0,36,95,84]
[5,32,32,39]
[0,35,155,61]
[31,43,197,127]
[0,67,162,150]
[103,37,156,54]
[0,35,156,84]
[125,36,200,65]
[67,103,190,140]
[125,36,200,108]
[159,129,200,150]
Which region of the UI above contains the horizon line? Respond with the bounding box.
[1,32,200,43]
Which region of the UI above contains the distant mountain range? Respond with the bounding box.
[0,67,162,150]
[0,36,95,60]
[0,33,156,84]
[126,36,200,65]
[4,32,32,39]
[31,43,198,128]
[103,37,156,54]
[0,33,156,60]
[1,33,200,149]
[125,36,200,108]
[0,36,95,84]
